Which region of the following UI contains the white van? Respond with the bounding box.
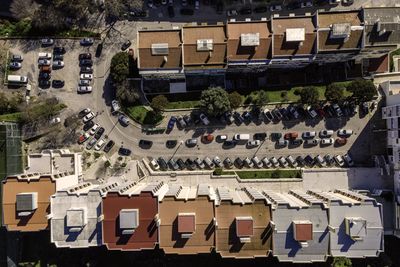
[233,134,250,141]
[38,52,52,59]
[7,75,28,84]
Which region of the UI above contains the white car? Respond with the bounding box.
[334,155,345,167]
[199,113,210,125]
[287,155,298,167]
[302,131,316,139]
[38,59,51,66]
[83,112,95,123]
[195,0,199,9]
[50,117,61,124]
[213,156,223,167]
[343,154,354,166]
[320,130,334,137]
[217,135,227,141]
[150,159,160,170]
[244,157,254,168]
[278,157,289,168]
[315,155,326,167]
[321,138,334,145]
[300,1,313,8]
[80,74,93,80]
[111,100,120,112]
[52,60,64,68]
[252,156,263,168]
[79,79,91,86]
[41,38,54,46]
[195,157,205,169]
[306,106,318,118]
[338,129,353,136]
[89,124,100,135]
[270,4,282,11]
[247,140,261,147]
[77,86,93,93]
[262,157,272,168]
[94,139,106,151]
[270,157,279,168]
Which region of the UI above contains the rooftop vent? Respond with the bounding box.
[16,192,38,216]
[119,209,139,235]
[331,23,351,41]
[241,33,260,46]
[178,213,196,238]
[293,220,313,244]
[197,39,213,51]
[66,208,87,232]
[286,28,305,42]
[345,217,367,240]
[151,43,169,55]
[236,216,254,242]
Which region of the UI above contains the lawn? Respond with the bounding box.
[0,112,21,122]
[126,105,163,125]
[166,100,200,109]
[236,169,302,179]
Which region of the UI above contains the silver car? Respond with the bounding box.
[262,157,272,168]
[195,157,205,169]
[204,157,215,169]
[252,156,263,168]
[213,156,223,167]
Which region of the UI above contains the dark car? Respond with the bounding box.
[168,159,179,171]
[53,54,63,60]
[254,5,267,12]
[94,127,105,139]
[53,46,66,54]
[235,158,244,168]
[290,139,303,146]
[118,147,132,156]
[38,79,51,88]
[254,132,267,141]
[177,158,186,170]
[166,140,178,148]
[223,140,236,148]
[79,108,91,118]
[80,59,93,66]
[180,8,194,15]
[158,157,168,170]
[139,139,153,148]
[80,66,93,74]
[233,111,243,124]
[270,132,282,141]
[167,116,177,130]
[121,40,132,51]
[242,111,252,121]
[296,155,306,166]
[39,72,51,80]
[83,120,95,131]
[52,80,64,88]
[79,53,92,60]
[185,158,197,170]
[183,114,192,126]
[95,43,103,58]
[304,155,315,166]
[103,140,115,152]
[168,6,175,17]
[239,7,252,14]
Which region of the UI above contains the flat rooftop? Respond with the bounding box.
[26,150,77,175]
[318,11,362,28]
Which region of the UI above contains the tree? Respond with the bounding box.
[332,257,352,267]
[110,52,129,85]
[228,91,242,109]
[150,95,169,112]
[347,79,376,102]
[254,90,269,106]
[199,87,231,116]
[10,0,39,20]
[325,83,345,103]
[116,80,139,106]
[296,86,319,106]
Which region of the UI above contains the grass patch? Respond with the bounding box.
[0,102,66,123]
[126,105,163,125]
[236,169,302,179]
[0,112,22,122]
[166,100,200,109]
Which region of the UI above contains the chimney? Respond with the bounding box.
[208,51,213,58]
[163,56,168,63]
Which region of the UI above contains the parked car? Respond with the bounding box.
[227,9,238,16]
[94,139,106,151]
[235,157,244,168]
[111,100,120,113]
[168,159,179,171]
[252,156,263,168]
[185,159,196,170]
[9,62,22,69]
[195,157,205,169]
[247,140,261,147]
[83,121,95,131]
[199,113,210,125]
[343,153,354,166]
[167,116,177,130]
[78,133,90,144]
[239,6,252,14]
[287,105,300,120]
[321,138,334,145]
[139,139,153,148]
[217,135,228,142]
[121,40,132,51]
[80,38,94,46]
[320,130,334,137]
[304,155,315,166]
[77,86,92,94]
[118,147,132,156]
[176,158,186,170]
[244,157,254,168]
[302,131,316,139]
[334,155,345,167]
[38,79,51,88]
[276,139,289,147]
[118,115,130,126]
[270,4,282,11]
[79,108,91,118]
[49,117,61,124]
[254,5,268,13]
[186,138,197,147]
[254,132,267,141]
[342,0,354,5]
[83,112,95,123]
[300,1,313,8]
[11,54,23,61]
[86,138,97,150]
[287,155,298,167]
[80,74,93,80]
[202,134,214,143]
[103,140,115,152]
[38,59,51,66]
[41,38,54,46]
[262,157,272,168]
[324,154,335,165]
[52,80,64,88]
[38,72,51,80]
[315,155,326,167]
[332,104,343,117]
[53,46,66,54]
[272,109,283,121]
[80,59,93,66]
[223,140,236,148]
[336,137,347,146]
[89,124,100,135]
[150,159,160,171]
[80,66,93,73]
[166,140,178,148]
[270,132,282,140]
[183,115,192,126]
[278,157,289,167]
[224,157,233,168]
[158,157,168,170]
[263,109,274,121]
[337,129,353,136]
[79,79,91,86]
[284,132,298,140]
[177,116,187,128]
[94,127,105,139]
[296,155,306,166]
[290,139,303,146]
[305,139,319,146]
[213,156,223,167]
[306,106,318,119]
[53,54,63,60]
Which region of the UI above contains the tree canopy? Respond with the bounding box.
[254,90,269,106]
[325,83,345,103]
[110,52,129,85]
[295,86,319,106]
[228,91,242,109]
[150,95,169,112]
[347,79,376,102]
[199,87,231,116]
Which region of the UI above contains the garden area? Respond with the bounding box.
[236,169,302,179]
[126,106,163,125]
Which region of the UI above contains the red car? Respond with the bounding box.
[336,137,347,146]
[284,132,298,140]
[78,133,90,144]
[201,134,214,143]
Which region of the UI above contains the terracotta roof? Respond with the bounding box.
[182,25,227,68]
[272,16,316,56]
[2,176,56,231]
[138,30,182,69]
[178,213,196,233]
[318,11,362,28]
[227,21,272,61]
[294,221,313,241]
[318,29,363,51]
[236,217,253,237]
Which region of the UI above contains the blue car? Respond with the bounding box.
[167,116,177,130]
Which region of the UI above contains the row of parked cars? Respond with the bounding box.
[150,152,354,171]
[37,49,65,88]
[77,108,115,152]
[77,53,94,94]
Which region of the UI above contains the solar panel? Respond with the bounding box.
[286,28,305,42]
[197,39,213,51]
[151,43,169,55]
[241,33,260,46]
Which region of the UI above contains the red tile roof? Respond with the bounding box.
[178,213,196,233]
[236,217,254,237]
[294,222,313,241]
